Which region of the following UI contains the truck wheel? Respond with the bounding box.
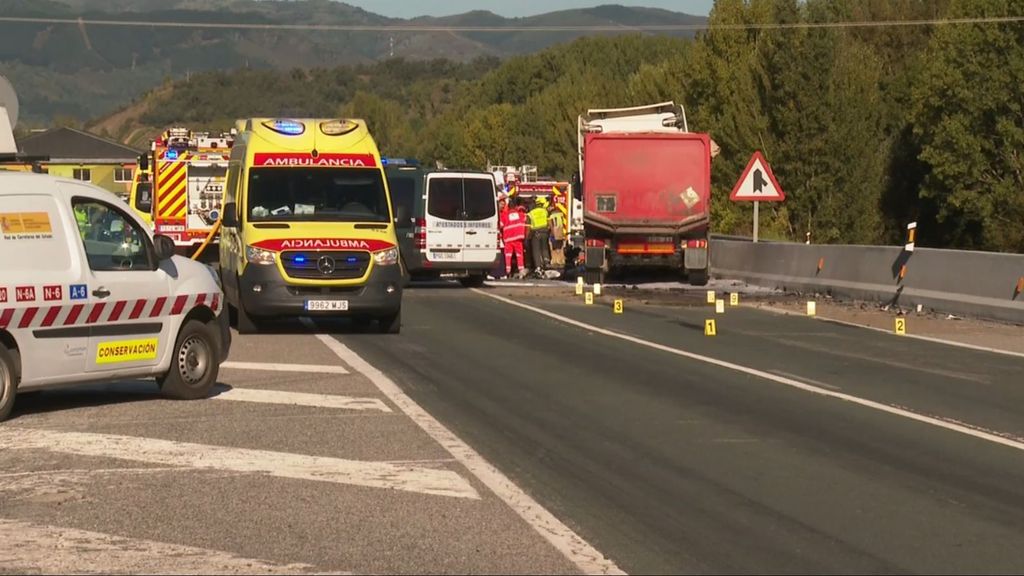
[687,271,710,287]
[459,274,486,288]
[377,308,401,335]
[159,319,220,400]
[0,346,17,422]
[584,269,603,285]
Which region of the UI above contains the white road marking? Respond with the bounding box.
[222,361,350,374]
[0,427,479,500]
[213,387,392,413]
[0,518,345,575]
[312,329,626,576]
[472,289,1024,454]
[754,304,1024,359]
[769,369,842,391]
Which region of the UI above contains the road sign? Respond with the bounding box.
[730,151,785,202]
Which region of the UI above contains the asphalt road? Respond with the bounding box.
[342,284,1024,574]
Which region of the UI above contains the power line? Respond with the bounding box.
[0,15,1022,33]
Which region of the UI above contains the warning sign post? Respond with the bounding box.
[729,151,786,243]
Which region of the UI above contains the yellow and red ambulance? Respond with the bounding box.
[218,118,404,334]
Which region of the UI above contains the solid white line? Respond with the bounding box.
[0,518,344,575]
[213,387,392,413]
[221,361,350,374]
[471,289,1024,453]
[769,369,842,391]
[753,304,1024,359]
[312,332,626,576]
[0,428,479,500]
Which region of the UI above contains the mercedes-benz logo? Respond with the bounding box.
[317,255,336,275]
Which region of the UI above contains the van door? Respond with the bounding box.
[424,174,466,264]
[461,175,499,265]
[0,191,88,385]
[66,191,173,374]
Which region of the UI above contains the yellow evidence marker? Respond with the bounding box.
[575,277,584,295]
[613,299,624,314]
[730,293,739,306]
[807,301,817,316]
[707,290,716,304]
[715,299,725,314]
[895,317,907,335]
[585,292,594,305]
[705,319,717,336]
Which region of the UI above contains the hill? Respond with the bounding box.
[0,0,706,125]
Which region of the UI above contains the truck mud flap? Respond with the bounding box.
[684,247,708,271]
[585,247,605,270]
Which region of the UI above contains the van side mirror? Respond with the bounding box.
[222,202,238,228]
[138,153,149,172]
[394,204,410,226]
[153,235,175,261]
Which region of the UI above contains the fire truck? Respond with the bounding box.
[133,127,234,257]
[576,101,718,286]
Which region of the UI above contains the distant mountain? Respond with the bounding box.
[0,0,705,126]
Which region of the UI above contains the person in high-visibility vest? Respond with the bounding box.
[527,197,550,274]
[73,204,90,239]
[548,202,566,270]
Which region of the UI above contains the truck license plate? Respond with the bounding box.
[305,300,349,312]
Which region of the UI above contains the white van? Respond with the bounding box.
[0,173,230,421]
[386,168,499,287]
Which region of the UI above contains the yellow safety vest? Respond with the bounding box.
[528,207,549,230]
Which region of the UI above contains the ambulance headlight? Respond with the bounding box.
[373,247,399,267]
[245,245,277,265]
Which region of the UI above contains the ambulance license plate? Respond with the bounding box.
[305,300,349,312]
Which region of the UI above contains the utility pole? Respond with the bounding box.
[389,36,394,58]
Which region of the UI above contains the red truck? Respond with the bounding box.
[575,101,717,286]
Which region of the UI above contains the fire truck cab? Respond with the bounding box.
[134,128,233,258]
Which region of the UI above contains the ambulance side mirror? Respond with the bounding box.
[153,235,175,261]
[222,203,238,228]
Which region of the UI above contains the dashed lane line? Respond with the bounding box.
[221,361,350,374]
[312,329,626,576]
[213,387,392,413]
[0,427,480,500]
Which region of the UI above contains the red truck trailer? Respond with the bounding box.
[575,101,717,285]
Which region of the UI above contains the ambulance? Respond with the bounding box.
[219,118,404,334]
[0,172,231,421]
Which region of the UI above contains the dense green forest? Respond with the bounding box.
[89,0,1024,252]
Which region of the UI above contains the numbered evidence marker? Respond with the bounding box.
[707,290,716,304]
[807,301,817,316]
[705,319,717,337]
[715,299,725,314]
[585,292,594,305]
[594,283,603,296]
[613,299,624,314]
[730,293,739,307]
[895,317,907,336]
[575,277,584,295]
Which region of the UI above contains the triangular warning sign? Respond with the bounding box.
[730,151,785,202]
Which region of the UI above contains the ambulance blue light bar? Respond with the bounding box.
[263,119,306,136]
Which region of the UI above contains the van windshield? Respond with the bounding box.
[247,168,390,223]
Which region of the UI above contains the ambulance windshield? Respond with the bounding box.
[247,168,390,223]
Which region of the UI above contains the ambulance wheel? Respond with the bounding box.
[233,287,260,335]
[377,308,401,335]
[159,319,220,400]
[459,274,485,288]
[0,345,18,422]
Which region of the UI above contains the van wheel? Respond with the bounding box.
[159,320,220,400]
[377,308,401,334]
[459,274,486,288]
[0,346,18,422]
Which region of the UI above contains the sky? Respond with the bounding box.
[343,1,714,19]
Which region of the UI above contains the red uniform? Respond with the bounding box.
[501,207,527,275]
